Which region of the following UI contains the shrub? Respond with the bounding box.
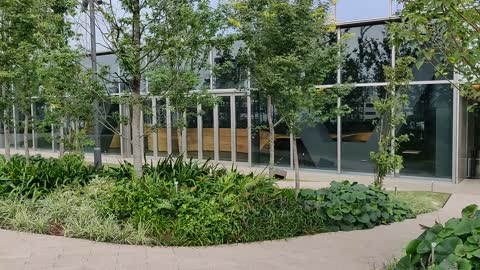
[299,181,415,231]
[101,159,282,246]
[395,204,480,270]
[0,154,96,199]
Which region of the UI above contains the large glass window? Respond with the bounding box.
[99,102,121,154]
[34,102,51,151]
[399,45,454,82]
[155,98,168,157]
[398,84,453,178]
[336,0,390,22]
[143,99,153,156]
[298,120,337,170]
[341,87,384,173]
[187,107,198,158]
[202,105,215,160]
[219,96,232,161]
[235,96,248,163]
[214,41,247,89]
[251,93,290,167]
[342,24,391,83]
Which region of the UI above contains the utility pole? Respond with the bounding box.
[87,0,102,169]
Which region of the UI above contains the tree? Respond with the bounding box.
[230,0,350,196]
[0,0,75,163]
[40,49,97,157]
[147,1,223,155]
[390,0,480,108]
[95,0,224,176]
[370,57,415,189]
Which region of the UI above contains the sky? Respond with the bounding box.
[74,0,399,53]
[211,0,398,22]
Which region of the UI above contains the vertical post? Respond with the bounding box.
[290,133,294,170]
[182,111,187,156]
[388,0,393,17]
[213,104,219,162]
[90,0,102,168]
[152,97,158,160]
[197,103,203,160]
[166,98,172,155]
[337,29,342,174]
[31,103,36,151]
[12,105,17,150]
[247,93,252,167]
[50,106,55,152]
[140,106,144,158]
[231,95,236,164]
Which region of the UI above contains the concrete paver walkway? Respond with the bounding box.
[0,193,478,270]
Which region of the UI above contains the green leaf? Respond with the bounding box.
[394,256,415,270]
[435,237,462,258]
[455,244,467,257]
[357,213,370,224]
[416,240,432,254]
[462,205,478,218]
[405,239,421,255]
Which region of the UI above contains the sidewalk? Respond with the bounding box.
[0,193,478,270]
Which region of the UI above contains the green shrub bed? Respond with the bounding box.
[394,205,480,270]
[0,155,418,246]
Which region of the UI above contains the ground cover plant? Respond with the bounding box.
[0,155,428,246]
[299,181,415,231]
[390,191,450,216]
[394,204,480,270]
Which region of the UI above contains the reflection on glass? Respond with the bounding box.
[96,54,120,95]
[341,87,384,173]
[171,112,181,157]
[99,103,120,154]
[251,93,290,167]
[342,23,391,83]
[143,99,153,156]
[399,45,454,81]
[298,120,337,170]
[398,84,453,178]
[187,107,198,158]
[235,96,248,162]
[16,108,33,149]
[202,106,214,160]
[153,98,168,157]
[214,41,247,89]
[34,102,51,150]
[336,0,389,22]
[219,96,232,161]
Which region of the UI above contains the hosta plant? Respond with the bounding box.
[395,204,480,270]
[299,181,414,231]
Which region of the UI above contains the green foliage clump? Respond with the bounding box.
[100,156,293,246]
[0,154,96,199]
[395,204,480,270]
[299,181,415,231]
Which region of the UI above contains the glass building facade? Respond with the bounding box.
[0,0,466,183]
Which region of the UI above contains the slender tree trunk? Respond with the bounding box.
[267,96,275,177]
[131,0,143,177]
[59,117,65,158]
[2,85,10,160]
[24,113,30,164]
[74,119,81,153]
[176,112,183,156]
[4,121,10,161]
[132,96,143,177]
[292,134,300,199]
